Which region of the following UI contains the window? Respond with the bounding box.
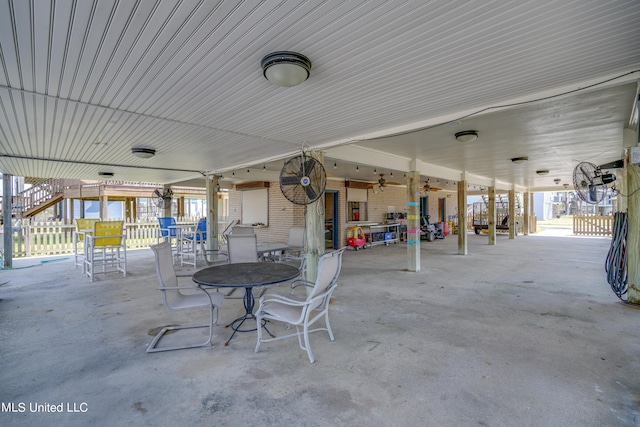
[241,189,268,226]
[346,188,367,222]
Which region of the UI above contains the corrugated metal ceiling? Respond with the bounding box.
[0,0,638,189]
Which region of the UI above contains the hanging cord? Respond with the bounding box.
[604,212,638,303]
[0,257,69,271]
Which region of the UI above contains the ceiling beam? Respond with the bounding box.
[324,145,410,172]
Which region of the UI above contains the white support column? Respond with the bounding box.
[530,193,535,233]
[457,180,467,255]
[626,163,640,304]
[406,170,421,271]
[205,175,219,261]
[508,189,516,239]
[162,184,172,218]
[488,186,496,245]
[306,151,325,283]
[100,192,108,220]
[3,173,13,268]
[523,191,530,236]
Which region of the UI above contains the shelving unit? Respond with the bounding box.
[365,222,400,247]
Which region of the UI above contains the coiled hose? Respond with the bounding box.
[605,212,628,300]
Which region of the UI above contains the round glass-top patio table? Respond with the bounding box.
[192,262,299,345]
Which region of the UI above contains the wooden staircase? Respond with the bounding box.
[15,178,66,217]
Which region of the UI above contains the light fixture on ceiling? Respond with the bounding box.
[455,130,478,143]
[554,178,561,184]
[261,51,312,87]
[511,156,528,164]
[563,183,570,189]
[131,147,156,159]
[98,172,114,177]
[536,169,550,175]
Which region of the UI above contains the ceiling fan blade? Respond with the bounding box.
[302,157,317,177]
[303,183,318,201]
[153,189,163,198]
[280,175,300,186]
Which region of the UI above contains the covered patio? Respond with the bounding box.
[2,232,638,426]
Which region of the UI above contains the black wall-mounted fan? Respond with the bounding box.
[572,162,616,204]
[279,154,326,205]
[152,188,173,209]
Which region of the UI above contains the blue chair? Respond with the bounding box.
[188,218,207,242]
[157,217,177,242]
[182,219,207,267]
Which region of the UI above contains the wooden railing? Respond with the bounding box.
[14,178,68,214]
[1,218,228,258]
[573,214,613,236]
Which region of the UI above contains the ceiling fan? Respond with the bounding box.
[423,180,442,192]
[368,174,400,191]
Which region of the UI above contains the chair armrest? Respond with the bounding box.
[157,285,202,291]
[290,279,314,292]
[281,249,305,260]
[259,293,307,306]
[202,250,229,266]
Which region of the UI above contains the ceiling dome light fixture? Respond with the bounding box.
[261,51,312,87]
[131,147,156,159]
[455,130,478,143]
[536,169,550,175]
[511,156,529,164]
[554,178,561,184]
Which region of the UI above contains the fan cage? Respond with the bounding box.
[573,162,607,204]
[279,155,327,205]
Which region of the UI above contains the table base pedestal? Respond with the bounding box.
[223,286,275,346]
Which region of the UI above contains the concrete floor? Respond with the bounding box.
[1,231,639,426]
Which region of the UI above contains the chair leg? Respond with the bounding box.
[146,305,214,353]
[302,324,315,364]
[254,310,264,353]
[325,311,335,341]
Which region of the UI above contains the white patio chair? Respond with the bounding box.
[279,226,307,277]
[230,225,255,235]
[147,241,224,353]
[224,234,260,298]
[255,247,345,363]
[226,234,259,263]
